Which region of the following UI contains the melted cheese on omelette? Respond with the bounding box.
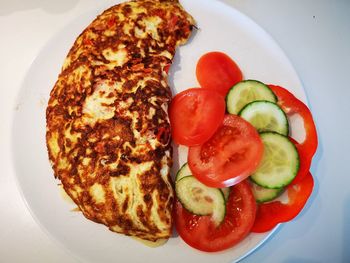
[46,0,194,241]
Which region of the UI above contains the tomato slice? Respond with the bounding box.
[169,88,225,146]
[188,114,263,188]
[175,180,256,252]
[251,171,314,233]
[196,52,243,96]
[268,85,318,184]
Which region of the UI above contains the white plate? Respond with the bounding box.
[12,0,305,262]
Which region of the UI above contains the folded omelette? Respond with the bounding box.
[46,0,194,241]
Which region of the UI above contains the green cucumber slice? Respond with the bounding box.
[175,163,230,201]
[226,80,277,114]
[175,163,192,182]
[250,180,284,203]
[175,176,226,226]
[251,132,299,189]
[239,101,289,135]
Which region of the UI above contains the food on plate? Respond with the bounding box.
[175,175,226,226]
[173,51,318,251]
[175,162,192,182]
[169,88,225,146]
[175,179,256,252]
[175,163,230,200]
[268,84,318,184]
[188,114,264,188]
[251,171,314,232]
[250,180,283,203]
[226,79,277,114]
[229,82,317,232]
[46,0,195,241]
[250,132,300,189]
[238,100,289,136]
[196,51,243,96]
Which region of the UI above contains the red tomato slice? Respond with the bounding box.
[175,180,256,252]
[188,114,263,188]
[169,88,225,146]
[196,52,243,96]
[251,171,314,233]
[268,85,318,184]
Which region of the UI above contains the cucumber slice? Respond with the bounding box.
[250,180,284,203]
[175,176,226,226]
[251,132,299,189]
[175,163,192,182]
[175,163,230,201]
[239,101,289,135]
[221,187,230,201]
[226,80,277,114]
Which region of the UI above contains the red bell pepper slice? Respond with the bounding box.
[268,85,318,184]
[289,137,312,184]
[251,171,314,233]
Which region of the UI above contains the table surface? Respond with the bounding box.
[1,0,349,262]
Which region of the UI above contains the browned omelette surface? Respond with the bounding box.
[46,0,194,241]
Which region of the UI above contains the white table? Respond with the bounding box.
[1,0,349,262]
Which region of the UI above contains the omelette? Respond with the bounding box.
[46,0,194,241]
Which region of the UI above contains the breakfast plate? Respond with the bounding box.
[12,0,306,262]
